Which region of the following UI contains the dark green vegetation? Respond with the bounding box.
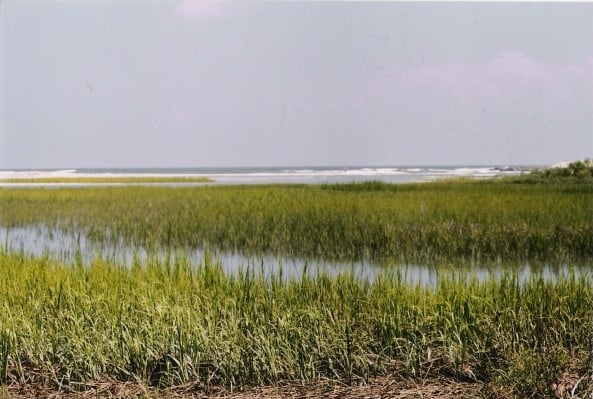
[0,251,591,397]
[507,159,593,184]
[1,180,592,263]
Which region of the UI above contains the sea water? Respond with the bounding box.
[0,165,530,186]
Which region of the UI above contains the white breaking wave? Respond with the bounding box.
[0,169,78,179]
[0,166,528,186]
[448,167,497,176]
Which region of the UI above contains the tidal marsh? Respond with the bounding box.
[0,251,591,397]
[0,179,592,397]
[0,180,591,263]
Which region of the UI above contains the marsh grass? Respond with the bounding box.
[0,180,592,396]
[0,180,591,263]
[0,251,590,397]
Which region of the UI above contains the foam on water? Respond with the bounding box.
[0,169,78,179]
[0,165,530,186]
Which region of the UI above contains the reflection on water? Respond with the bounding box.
[1,225,590,287]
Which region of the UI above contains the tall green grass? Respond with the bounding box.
[0,251,590,396]
[1,180,591,396]
[1,181,591,263]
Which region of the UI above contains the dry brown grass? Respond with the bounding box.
[5,371,592,398]
[2,375,489,399]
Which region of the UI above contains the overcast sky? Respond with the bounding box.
[1,1,592,169]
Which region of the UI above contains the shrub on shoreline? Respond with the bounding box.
[509,159,593,183]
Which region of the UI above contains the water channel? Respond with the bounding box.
[1,225,589,288]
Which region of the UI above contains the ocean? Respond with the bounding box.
[0,165,530,185]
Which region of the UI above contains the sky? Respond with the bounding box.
[1,0,592,169]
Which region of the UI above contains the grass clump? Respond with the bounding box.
[0,251,590,396]
[320,180,395,192]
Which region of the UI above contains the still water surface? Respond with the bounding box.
[1,225,589,287]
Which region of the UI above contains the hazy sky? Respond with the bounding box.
[1,1,592,168]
